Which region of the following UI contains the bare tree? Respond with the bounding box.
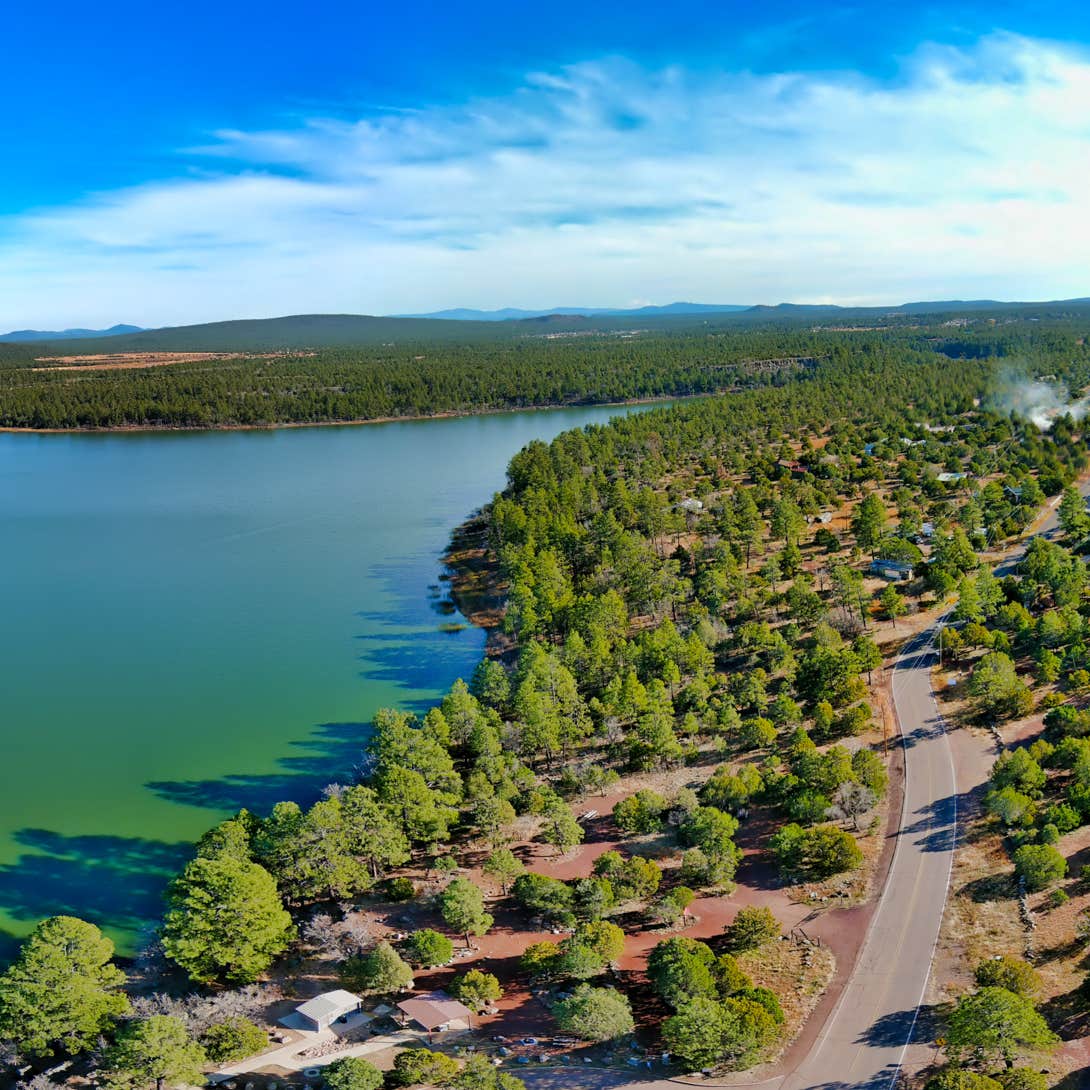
[302,913,342,958]
[827,782,876,831]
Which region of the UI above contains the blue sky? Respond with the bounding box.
[4,1,1090,327]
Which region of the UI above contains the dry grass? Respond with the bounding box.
[737,938,836,1074]
[31,350,313,371]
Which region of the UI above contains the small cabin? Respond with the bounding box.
[397,992,474,1035]
[870,559,914,582]
[295,990,363,1032]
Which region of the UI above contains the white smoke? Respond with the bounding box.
[994,369,1090,431]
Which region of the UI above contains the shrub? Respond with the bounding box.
[520,941,559,979]
[973,956,1041,998]
[612,790,668,835]
[995,1069,1049,1090]
[1044,802,1081,833]
[990,750,1046,797]
[401,929,454,968]
[384,876,416,902]
[1040,823,1060,845]
[200,1017,268,1063]
[388,1047,459,1088]
[449,968,502,1012]
[1013,843,1068,891]
[734,985,784,1024]
[322,1057,384,1090]
[512,872,574,925]
[924,1070,1002,1090]
[723,907,780,953]
[769,823,863,879]
[984,787,1035,827]
[553,984,635,1041]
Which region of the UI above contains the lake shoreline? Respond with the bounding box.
[1,401,662,953]
[442,509,514,662]
[0,393,690,435]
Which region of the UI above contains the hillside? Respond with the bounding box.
[15,298,1090,356]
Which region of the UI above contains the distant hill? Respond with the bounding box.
[750,298,1090,316]
[21,297,1090,356]
[0,323,143,343]
[34,314,514,353]
[399,302,751,320]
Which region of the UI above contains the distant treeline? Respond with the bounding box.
[2,309,1090,428]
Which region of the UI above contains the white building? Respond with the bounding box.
[295,990,363,1032]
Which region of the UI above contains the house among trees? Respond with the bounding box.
[396,992,474,1036]
[869,558,915,582]
[777,458,807,476]
[295,989,364,1032]
[677,497,704,513]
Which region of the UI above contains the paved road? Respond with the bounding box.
[520,494,1076,1090]
[519,625,958,1090]
[777,625,957,1090]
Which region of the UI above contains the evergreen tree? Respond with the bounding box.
[0,916,130,1058]
[162,854,293,985]
[100,1016,206,1090]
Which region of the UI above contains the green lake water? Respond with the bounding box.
[0,404,656,957]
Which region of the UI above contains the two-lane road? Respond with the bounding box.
[777,625,957,1089]
[523,497,1074,1090]
[521,623,959,1090]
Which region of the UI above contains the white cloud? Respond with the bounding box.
[4,31,1090,327]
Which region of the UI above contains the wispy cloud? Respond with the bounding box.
[4,31,1090,327]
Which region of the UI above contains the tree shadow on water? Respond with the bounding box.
[0,828,191,952]
[146,720,372,815]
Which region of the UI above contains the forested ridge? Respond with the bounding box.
[3,307,1090,428]
[5,334,1090,1087]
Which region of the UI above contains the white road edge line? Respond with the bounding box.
[885,616,958,1089]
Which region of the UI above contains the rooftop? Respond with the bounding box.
[297,989,362,1022]
[397,992,474,1031]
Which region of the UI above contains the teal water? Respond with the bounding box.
[0,404,656,957]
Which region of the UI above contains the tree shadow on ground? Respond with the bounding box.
[958,870,1017,902]
[1040,984,1090,1041]
[857,1002,945,1049]
[0,828,191,954]
[354,556,487,710]
[1052,1068,1090,1090]
[146,720,372,814]
[898,793,959,854]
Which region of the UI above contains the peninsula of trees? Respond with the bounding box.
[6,320,1090,1089]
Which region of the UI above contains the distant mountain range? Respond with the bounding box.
[7,297,1090,351]
[404,297,1090,321]
[396,302,752,320]
[0,324,144,343]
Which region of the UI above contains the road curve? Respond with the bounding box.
[777,624,957,1090]
[523,498,1075,1090]
[520,623,958,1090]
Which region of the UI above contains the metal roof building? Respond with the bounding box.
[296,989,363,1032]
